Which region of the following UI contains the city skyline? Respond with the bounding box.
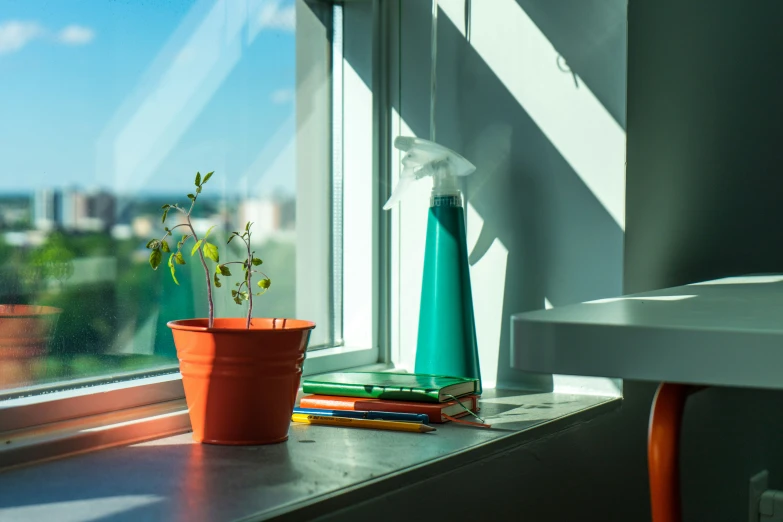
[0,188,295,232]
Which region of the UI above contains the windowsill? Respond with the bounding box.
[0,390,619,521]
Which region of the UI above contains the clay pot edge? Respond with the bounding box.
[167,318,315,333]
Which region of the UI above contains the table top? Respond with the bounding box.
[511,275,783,389]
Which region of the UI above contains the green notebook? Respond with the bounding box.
[302,372,479,403]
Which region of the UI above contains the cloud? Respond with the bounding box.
[0,20,95,56]
[270,88,294,105]
[258,1,295,32]
[0,21,44,55]
[58,25,95,45]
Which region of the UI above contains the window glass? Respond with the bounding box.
[0,0,306,391]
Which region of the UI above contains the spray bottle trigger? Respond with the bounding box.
[383,167,415,210]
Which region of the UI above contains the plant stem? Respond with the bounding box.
[245,233,253,330]
[157,189,214,328]
[179,197,214,328]
[165,223,190,234]
[157,224,189,246]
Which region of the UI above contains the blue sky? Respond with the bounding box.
[0,0,297,196]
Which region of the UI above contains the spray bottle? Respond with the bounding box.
[384,136,482,393]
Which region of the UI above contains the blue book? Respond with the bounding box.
[293,407,429,424]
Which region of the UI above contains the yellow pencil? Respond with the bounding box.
[291,413,436,433]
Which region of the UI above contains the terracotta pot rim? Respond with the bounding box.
[0,305,63,318]
[167,318,316,333]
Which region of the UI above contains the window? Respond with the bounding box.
[0,0,386,411]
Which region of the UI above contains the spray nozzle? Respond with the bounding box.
[383,137,476,210]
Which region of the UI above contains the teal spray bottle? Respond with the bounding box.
[384,137,482,393]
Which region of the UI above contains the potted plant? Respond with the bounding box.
[146,172,315,445]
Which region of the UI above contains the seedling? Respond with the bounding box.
[145,172,271,329]
[224,222,271,329]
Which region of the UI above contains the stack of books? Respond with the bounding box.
[299,372,480,424]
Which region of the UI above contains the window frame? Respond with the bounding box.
[295,0,388,369]
[0,0,393,466]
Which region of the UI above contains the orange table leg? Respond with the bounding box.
[648,383,700,522]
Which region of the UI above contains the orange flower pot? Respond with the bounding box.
[168,317,315,445]
[0,304,62,388]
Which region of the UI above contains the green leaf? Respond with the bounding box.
[195,172,201,186]
[227,235,235,245]
[258,278,271,289]
[191,239,203,256]
[145,239,157,249]
[245,221,251,232]
[218,264,231,276]
[170,265,179,285]
[231,290,238,297]
[203,242,219,263]
[161,204,170,210]
[187,193,195,200]
[149,249,162,270]
[214,271,222,288]
[203,171,214,184]
[161,209,169,223]
[204,225,216,239]
[233,297,242,305]
[252,257,262,266]
[175,252,186,265]
[161,240,170,253]
[196,186,202,194]
[168,253,175,268]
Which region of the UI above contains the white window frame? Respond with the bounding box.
[296,0,389,374]
[0,0,394,467]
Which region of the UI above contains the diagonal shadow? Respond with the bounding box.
[513,0,627,130]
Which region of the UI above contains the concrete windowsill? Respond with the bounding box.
[0,390,619,521]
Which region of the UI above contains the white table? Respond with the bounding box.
[512,274,783,389]
[511,275,783,522]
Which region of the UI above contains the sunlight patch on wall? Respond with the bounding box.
[466,202,508,389]
[440,0,626,230]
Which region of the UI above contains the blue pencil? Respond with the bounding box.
[293,407,429,424]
